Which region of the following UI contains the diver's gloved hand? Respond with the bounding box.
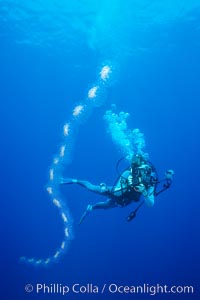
[134,184,148,197]
[134,183,146,193]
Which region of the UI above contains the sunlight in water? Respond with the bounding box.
[0,0,199,53]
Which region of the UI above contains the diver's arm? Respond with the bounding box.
[134,184,155,207]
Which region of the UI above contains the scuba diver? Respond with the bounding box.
[60,154,174,223]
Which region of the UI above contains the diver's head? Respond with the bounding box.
[165,169,175,180]
[131,154,145,167]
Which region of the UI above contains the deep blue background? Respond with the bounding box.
[0,2,200,299]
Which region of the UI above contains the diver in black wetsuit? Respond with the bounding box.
[61,154,174,220]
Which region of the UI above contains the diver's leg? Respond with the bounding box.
[76,180,102,193]
[61,178,103,194]
[91,198,117,210]
[79,198,117,225]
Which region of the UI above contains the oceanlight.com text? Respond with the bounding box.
[25,282,195,296]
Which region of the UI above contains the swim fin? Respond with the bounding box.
[79,205,93,225]
[60,178,77,184]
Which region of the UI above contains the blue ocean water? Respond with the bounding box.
[1,1,200,299]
